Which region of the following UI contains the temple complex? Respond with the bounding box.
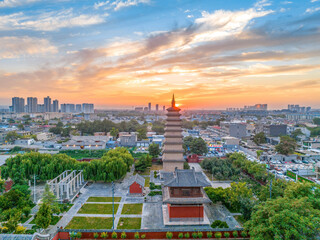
[161,169,211,225]
[162,94,185,172]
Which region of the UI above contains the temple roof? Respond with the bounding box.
[128,174,145,186]
[162,169,211,187]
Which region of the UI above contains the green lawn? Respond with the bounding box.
[65,217,113,229]
[121,204,143,215]
[117,218,141,229]
[144,177,150,187]
[87,197,121,202]
[78,204,119,214]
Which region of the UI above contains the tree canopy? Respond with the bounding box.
[275,136,297,155]
[253,132,266,145]
[183,136,208,155]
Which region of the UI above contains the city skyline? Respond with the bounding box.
[1,0,320,109]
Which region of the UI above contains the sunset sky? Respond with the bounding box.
[0,0,320,109]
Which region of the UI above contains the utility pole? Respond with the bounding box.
[112,181,115,230]
[33,174,36,203]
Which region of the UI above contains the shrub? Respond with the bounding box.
[148,191,162,196]
[206,231,213,238]
[2,227,8,233]
[232,231,239,237]
[134,232,140,239]
[141,234,146,239]
[198,231,203,238]
[76,232,82,239]
[111,232,117,239]
[94,232,99,239]
[192,232,198,238]
[215,232,222,238]
[15,226,26,234]
[184,233,190,238]
[241,231,248,237]
[121,232,127,239]
[70,232,77,239]
[178,233,184,238]
[224,232,230,238]
[166,232,173,239]
[100,232,108,239]
[154,171,157,178]
[211,220,229,228]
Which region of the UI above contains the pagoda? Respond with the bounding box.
[162,94,185,172]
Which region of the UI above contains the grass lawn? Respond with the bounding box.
[117,218,141,229]
[144,177,150,187]
[87,197,121,202]
[121,204,143,215]
[78,204,119,214]
[65,217,113,229]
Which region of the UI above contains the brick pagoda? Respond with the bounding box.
[162,94,185,172]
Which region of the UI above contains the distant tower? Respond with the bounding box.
[162,94,185,172]
[156,104,159,111]
[163,106,165,111]
[148,102,151,111]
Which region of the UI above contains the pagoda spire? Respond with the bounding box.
[171,94,175,107]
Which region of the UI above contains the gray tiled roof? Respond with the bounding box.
[162,169,211,187]
[162,187,212,204]
[128,174,145,186]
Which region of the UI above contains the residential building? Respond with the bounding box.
[76,104,82,112]
[44,96,52,112]
[12,97,25,113]
[52,100,59,112]
[82,103,94,113]
[229,123,247,138]
[156,104,159,111]
[119,134,137,147]
[148,102,151,111]
[264,124,287,137]
[27,97,38,113]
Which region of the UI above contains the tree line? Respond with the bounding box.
[1,147,134,183]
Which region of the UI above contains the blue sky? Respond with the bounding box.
[0,0,320,109]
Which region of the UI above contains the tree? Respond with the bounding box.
[245,197,320,240]
[275,136,297,155]
[5,131,19,142]
[148,143,160,158]
[313,118,320,125]
[225,182,253,210]
[253,132,266,145]
[42,184,60,214]
[0,178,5,193]
[17,124,24,130]
[137,127,147,140]
[183,136,208,155]
[35,203,52,229]
[22,206,31,218]
[151,121,165,134]
[291,129,303,140]
[110,127,119,140]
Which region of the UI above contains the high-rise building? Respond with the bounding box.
[148,102,151,111]
[44,96,52,112]
[162,95,185,172]
[163,106,165,111]
[11,97,25,113]
[156,104,159,111]
[82,103,94,113]
[27,97,38,113]
[37,104,45,113]
[76,104,82,112]
[52,100,59,112]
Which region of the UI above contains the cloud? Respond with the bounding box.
[306,7,320,13]
[0,9,105,31]
[0,0,39,8]
[94,0,150,11]
[0,36,57,59]
[311,0,319,2]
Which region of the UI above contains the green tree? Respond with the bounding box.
[275,136,297,155]
[183,136,208,155]
[137,127,147,140]
[42,184,60,214]
[5,131,20,142]
[148,143,160,158]
[291,129,303,140]
[313,118,320,125]
[0,177,5,193]
[253,132,266,145]
[245,197,320,240]
[35,203,52,229]
[17,124,24,130]
[151,121,165,134]
[110,127,119,140]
